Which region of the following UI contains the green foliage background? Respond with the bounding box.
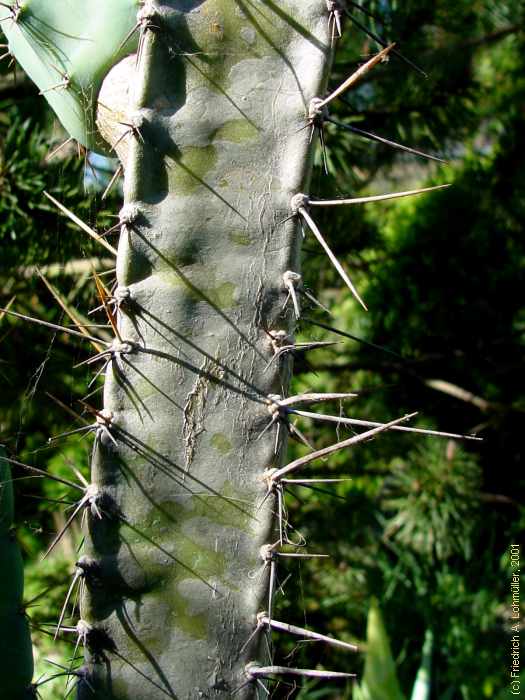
[1,1,523,698]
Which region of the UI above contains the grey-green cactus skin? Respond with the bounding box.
[0,447,34,700]
[79,2,331,698]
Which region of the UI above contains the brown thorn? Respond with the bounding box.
[36,269,105,353]
[271,412,417,482]
[327,118,447,163]
[101,164,123,201]
[91,268,121,342]
[0,295,16,323]
[2,455,84,492]
[42,495,89,560]
[298,206,368,310]
[45,137,75,161]
[43,191,118,256]
[45,392,91,426]
[0,307,109,346]
[318,43,395,109]
[258,613,358,652]
[246,664,356,680]
[288,408,482,441]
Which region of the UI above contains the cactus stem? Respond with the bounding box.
[107,648,176,699]
[297,204,368,310]
[117,513,221,596]
[130,4,164,67]
[43,191,118,256]
[270,413,417,483]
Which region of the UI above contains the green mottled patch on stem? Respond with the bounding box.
[169,145,218,194]
[229,231,252,246]
[157,268,238,310]
[206,281,237,308]
[182,495,253,535]
[212,119,260,143]
[211,433,232,454]
[169,585,208,639]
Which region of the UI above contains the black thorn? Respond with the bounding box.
[327,117,447,163]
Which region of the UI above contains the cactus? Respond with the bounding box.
[1,1,459,698]
[2,0,140,151]
[0,447,34,700]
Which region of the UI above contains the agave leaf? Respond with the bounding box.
[353,598,406,700]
